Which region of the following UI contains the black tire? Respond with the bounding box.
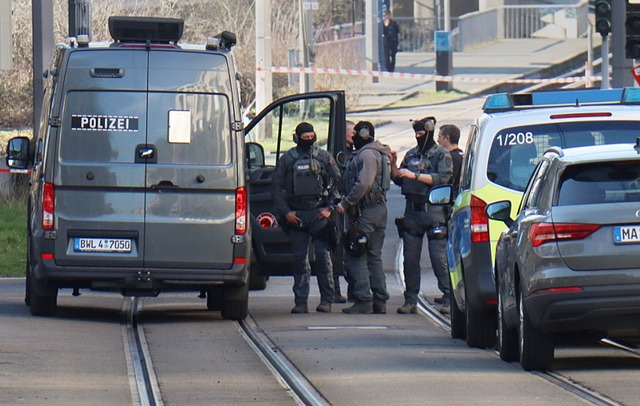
[450,292,466,340]
[29,278,57,317]
[206,286,223,311]
[248,262,267,291]
[465,300,496,348]
[518,286,554,371]
[24,267,31,307]
[221,283,249,321]
[497,283,518,362]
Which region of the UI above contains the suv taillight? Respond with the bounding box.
[529,222,600,247]
[235,187,247,234]
[470,195,489,243]
[42,182,55,229]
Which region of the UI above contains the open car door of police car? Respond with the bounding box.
[243,91,346,289]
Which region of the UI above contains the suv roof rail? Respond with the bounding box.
[483,87,640,113]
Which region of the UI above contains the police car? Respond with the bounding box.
[430,87,640,348]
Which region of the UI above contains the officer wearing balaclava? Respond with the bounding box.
[271,122,341,314]
[390,117,453,315]
[336,121,393,314]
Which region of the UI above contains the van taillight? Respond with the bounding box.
[470,195,489,243]
[529,222,600,247]
[42,182,55,229]
[235,187,247,234]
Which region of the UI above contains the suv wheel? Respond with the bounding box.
[498,282,518,362]
[248,257,267,291]
[518,285,553,371]
[206,286,223,311]
[221,283,249,321]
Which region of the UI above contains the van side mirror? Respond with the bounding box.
[428,185,453,205]
[246,142,265,168]
[486,200,514,227]
[6,136,31,169]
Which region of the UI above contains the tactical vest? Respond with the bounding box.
[344,148,390,206]
[289,146,328,198]
[401,145,444,199]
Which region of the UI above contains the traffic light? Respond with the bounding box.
[595,0,612,37]
[626,0,640,59]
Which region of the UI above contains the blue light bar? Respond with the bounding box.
[482,93,513,112]
[622,87,640,103]
[531,88,622,105]
[483,88,635,113]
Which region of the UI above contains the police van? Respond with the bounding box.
[5,16,346,319]
[430,88,640,348]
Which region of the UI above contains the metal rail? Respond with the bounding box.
[121,298,164,406]
[237,316,330,406]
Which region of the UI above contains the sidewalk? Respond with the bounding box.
[351,38,595,111]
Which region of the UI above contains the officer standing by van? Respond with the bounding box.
[391,117,453,314]
[272,122,342,314]
[336,121,392,314]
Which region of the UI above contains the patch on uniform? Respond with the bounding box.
[445,155,452,167]
[71,115,139,132]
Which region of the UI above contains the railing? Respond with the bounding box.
[457,0,588,51]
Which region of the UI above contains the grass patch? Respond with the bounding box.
[0,197,27,277]
[386,89,469,109]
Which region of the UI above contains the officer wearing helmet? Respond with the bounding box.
[336,121,393,314]
[391,117,453,314]
[271,122,342,314]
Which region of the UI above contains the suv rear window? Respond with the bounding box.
[557,161,640,205]
[487,121,640,192]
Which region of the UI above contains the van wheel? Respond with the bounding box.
[450,293,466,340]
[221,283,249,321]
[206,286,223,311]
[30,279,58,317]
[24,244,32,306]
[518,286,554,371]
[249,262,267,291]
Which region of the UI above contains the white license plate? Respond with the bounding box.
[613,226,640,244]
[74,238,132,253]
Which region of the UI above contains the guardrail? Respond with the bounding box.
[458,0,589,51]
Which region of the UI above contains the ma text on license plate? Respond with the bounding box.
[74,238,132,253]
[613,226,640,244]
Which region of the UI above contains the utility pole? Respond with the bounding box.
[298,0,315,94]
[32,0,54,138]
[365,0,379,82]
[0,0,12,70]
[255,0,272,113]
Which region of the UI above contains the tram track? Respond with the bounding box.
[395,240,628,406]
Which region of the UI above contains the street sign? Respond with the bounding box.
[631,64,640,85]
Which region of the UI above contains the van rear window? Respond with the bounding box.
[487,121,640,192]
[557,161,640,205]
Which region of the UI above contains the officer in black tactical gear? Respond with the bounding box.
[336,121,392,314]
[271,122,341,314]
[391,117,453,314]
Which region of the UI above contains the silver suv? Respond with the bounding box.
[487,142,640,371]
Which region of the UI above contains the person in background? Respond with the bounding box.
[391,117,453,315]
[336,121,392,314]
[436,124,463,196]
[271,122,341,314]
[382,10,400,72]
[333,120,357,304]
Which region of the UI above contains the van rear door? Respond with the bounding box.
[54,49,237,271]
[144,51,237,269]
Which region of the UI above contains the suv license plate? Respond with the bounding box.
[613,226,640,244]
[74,238,132,253]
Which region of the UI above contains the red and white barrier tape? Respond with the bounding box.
[258,66,602,84]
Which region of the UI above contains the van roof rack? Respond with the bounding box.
[108,16,184,44]
[482,87,640,113]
